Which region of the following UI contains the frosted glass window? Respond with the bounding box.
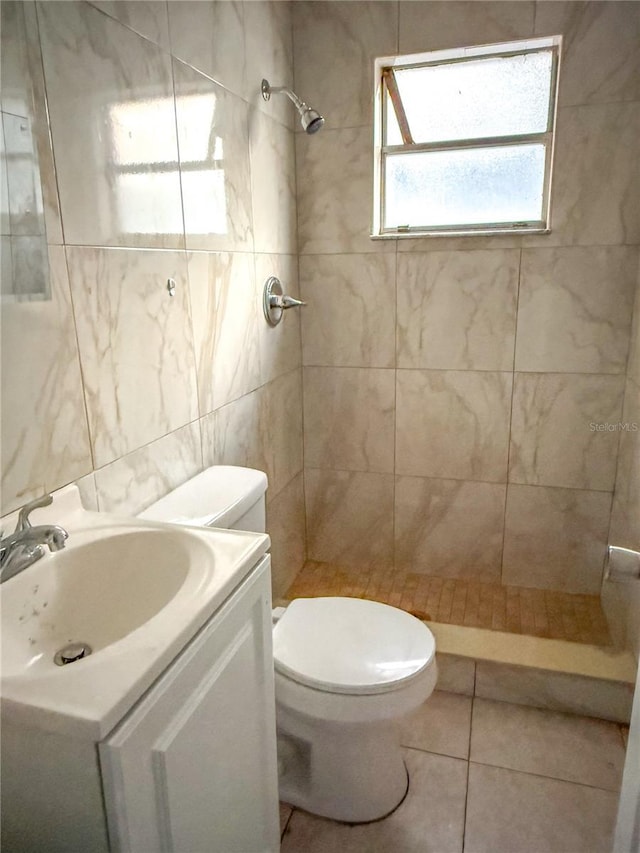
[384,144,546,229]
[390,51,553,145]
[374,36,560,236]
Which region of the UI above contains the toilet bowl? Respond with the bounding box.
[140,466,438,823]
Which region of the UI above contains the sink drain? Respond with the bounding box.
[54,642,92,666]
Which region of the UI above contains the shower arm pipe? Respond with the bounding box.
[263,83,306,111]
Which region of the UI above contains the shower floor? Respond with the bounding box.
[285,561,612,647]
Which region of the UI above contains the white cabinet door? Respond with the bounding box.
[100,556,280,853]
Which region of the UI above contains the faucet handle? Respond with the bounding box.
[16,494,53,532]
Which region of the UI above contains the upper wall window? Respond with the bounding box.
[372,37,561,238]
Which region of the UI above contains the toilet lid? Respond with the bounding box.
[273,597,436,695]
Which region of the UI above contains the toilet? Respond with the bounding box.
[140,466,438,823]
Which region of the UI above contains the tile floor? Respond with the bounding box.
[285,561,611,646]
[278,692,628,852]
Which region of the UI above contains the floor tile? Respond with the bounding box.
[400,691,472,759]
[464,763,618,853]
[279,803,293,837]
[280,749,467,853]
[470,699,625,791]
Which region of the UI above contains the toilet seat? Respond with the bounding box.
[273,597,436,696]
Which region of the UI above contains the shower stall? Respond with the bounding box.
[281,0,640,719]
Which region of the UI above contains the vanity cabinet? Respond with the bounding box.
[100,555,280,853]
[1,555,280,853]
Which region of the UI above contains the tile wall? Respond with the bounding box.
[0,0,305,597]
[293,0,640,595]
[605,258,640,655]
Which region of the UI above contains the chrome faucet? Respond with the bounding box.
[0,494,68,583]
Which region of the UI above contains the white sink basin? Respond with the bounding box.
[2,527,198,677]
[0,486,270,740]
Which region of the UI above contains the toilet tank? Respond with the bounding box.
[138,466,268,533]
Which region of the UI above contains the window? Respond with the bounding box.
[373,37,561,238]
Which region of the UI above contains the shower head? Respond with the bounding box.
[261,79,325,134]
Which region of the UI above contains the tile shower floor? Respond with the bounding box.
[285,561,611,646]
[278,693,628,852]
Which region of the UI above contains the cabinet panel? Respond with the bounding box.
[100,556,279,853]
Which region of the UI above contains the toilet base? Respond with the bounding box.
[277,706,410,823]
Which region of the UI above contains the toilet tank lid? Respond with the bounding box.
[138,466,268,528]
[273,597,436,695]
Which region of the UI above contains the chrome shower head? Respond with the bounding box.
[261,79,325,134]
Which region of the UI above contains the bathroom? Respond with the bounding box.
[1,0,639,850]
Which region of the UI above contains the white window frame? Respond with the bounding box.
[372,36,562,239]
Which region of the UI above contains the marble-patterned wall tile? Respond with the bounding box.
[397,250,519,371]
[300,253,396,367]
[203,386,268,474]
[394,477,505,580]
[38,1,183,249]
[292,1,398,131]
[509,372,625,491]
[94,421,202,516]
[75,471,98,512]
[304,366,395,473]
[89,1,171,50]
[502,484,611,593]
[526,102,640,248]
[174,60,253,252]
[475,660,634,724]
[3,104,46,238]
[535,1,640,107]
[244,1,294,130]
[255,253,301,385]
[515,247,638,374]
[3,1,63,245]
[609,378,640,551]
[396,370,512,482]
[202,371,302,500]
[626,267,640,386]
[0,123,9,236]
[396,235,527,258]
[167,1,246,99]
[0,246,92,514]
[399,1,535,52]
[263,369,303,499]
[9,236,49,299]
[249,110,296,254]
[266,472,306,598]
[199,409,215,468]
[296,126,394,255]
[0,238,12,298]
[67,247,198,468]
[305,468,394,569]
[187,251,260,414]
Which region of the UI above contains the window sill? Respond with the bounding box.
[370,227,551,240]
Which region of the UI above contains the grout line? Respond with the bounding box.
[392,240,399,569]
[300,465,614,497]
[401,735,624,797]
[500,248,523,583]
[618,723,629,750]
[280,805,294,841]
[461,694,474,851]
[466,759,623,795]
[59,245,96,475]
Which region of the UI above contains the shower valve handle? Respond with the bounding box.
[263,276,306,326]
[272,294,306,310]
